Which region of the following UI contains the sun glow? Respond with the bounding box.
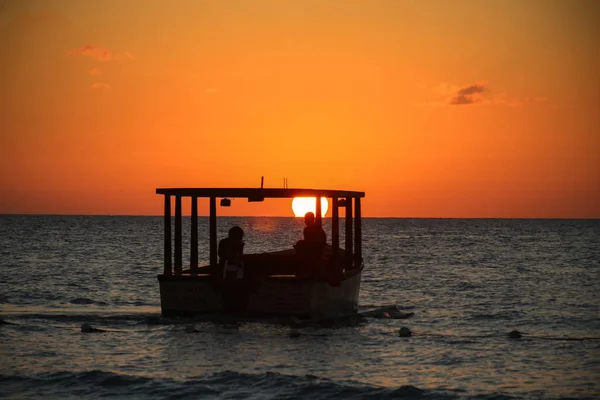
[292,197,329,218]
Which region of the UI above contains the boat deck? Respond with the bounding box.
[176,246,351,280]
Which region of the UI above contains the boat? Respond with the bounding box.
[156,186,365,319]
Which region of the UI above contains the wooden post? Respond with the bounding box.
[345,197,353,266]
[332,197,339,262]
[354,197,362,269]
[163,195,172,276]
[315,196,322,227]
[209,197,217,267]
[174,195,182,275]
[190,196,198,273]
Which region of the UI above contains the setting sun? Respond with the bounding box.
[292,197,329,218]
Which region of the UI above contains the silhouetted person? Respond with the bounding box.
[295,212,326,257]
[218,226,245,278]
[303,212,326,244]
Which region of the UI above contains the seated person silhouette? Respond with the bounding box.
[218,226,245,279]
[295,212,326,257]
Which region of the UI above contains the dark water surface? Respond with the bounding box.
[1,216,599,399]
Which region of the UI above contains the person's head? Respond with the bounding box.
[304,212,315,227]
[228,226,244,241]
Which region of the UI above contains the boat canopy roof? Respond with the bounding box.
[156,188,365,199]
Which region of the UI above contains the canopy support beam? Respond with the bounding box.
[190,196,198,273]
[174,195,182,275]
[332,197,339,262]
[345,197,353,267]
[209,197,217,267]
[315,196,322,227]
[354,197,362,269]
[163,195,172,276]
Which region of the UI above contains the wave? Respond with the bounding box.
[3,369,594,399]
[69,297,109,306]
[0,370,216,399]
[67,298,153,307]
[0,312,158,327]
[0,369,503,400]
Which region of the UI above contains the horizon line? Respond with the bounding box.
[1,213,598,220]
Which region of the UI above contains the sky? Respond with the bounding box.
[1,0,598,217]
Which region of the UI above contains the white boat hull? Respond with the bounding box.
[158,271,362,318]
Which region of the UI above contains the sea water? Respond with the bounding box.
[1,216,599,399]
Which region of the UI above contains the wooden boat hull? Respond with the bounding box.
[158,271,361,319]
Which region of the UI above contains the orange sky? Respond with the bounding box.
[1,0,598,217]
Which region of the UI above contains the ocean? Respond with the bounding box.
[1,216,599,399]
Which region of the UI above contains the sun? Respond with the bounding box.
[292,197,329,218]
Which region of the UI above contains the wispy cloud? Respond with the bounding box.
[449,83,487,105]
[420,81,545,108]
[68,45,112,62]
[90,82,110,90]
[88,67,101,76]
[204,87,221,94]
